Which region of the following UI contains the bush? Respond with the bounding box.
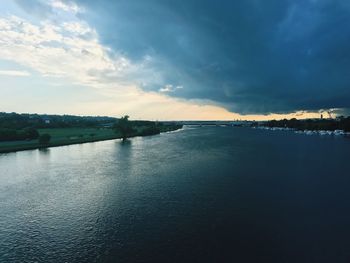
[39,134,51,144]
[140,126,160,136]
[0,127,39,141]
[0,128,17,141]
[24,127,39,140]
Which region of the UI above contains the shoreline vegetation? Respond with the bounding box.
[0,112,182,154]
[253,117,350,137]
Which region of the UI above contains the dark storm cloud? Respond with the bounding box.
[70,1,350,113]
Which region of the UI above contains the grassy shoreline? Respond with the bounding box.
[0,126,182,154]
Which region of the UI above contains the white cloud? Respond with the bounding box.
[62,21,91,34]
[0,70,30,76]
[159,84,173,92]
[0,15,134,87]
[49,0,84,14]
[159,84,183,93]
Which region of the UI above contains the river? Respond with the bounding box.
[1,126,350,262]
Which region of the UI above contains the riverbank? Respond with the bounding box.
[251,117,350,137]
[0,125,182,154]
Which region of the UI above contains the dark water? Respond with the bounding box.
[1,127,350,263]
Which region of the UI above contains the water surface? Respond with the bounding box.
[1,127,350,262]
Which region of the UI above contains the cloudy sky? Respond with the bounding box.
[0,0,349,120]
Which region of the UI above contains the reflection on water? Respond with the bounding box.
[1,127,350,262]
[38,148,50,155]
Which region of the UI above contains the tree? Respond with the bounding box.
[114,115,134,141]
[39,134,51,145]
[24,127,39,140]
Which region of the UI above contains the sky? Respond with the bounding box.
[0,0,349,120]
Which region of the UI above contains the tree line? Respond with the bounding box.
[0,112,116,130]
[263,117,350,131]
[0,127,39,142]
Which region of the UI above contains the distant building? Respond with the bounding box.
[42,117,51,124]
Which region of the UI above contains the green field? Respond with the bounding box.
[0,125,182,153]
[0,128,121,153]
